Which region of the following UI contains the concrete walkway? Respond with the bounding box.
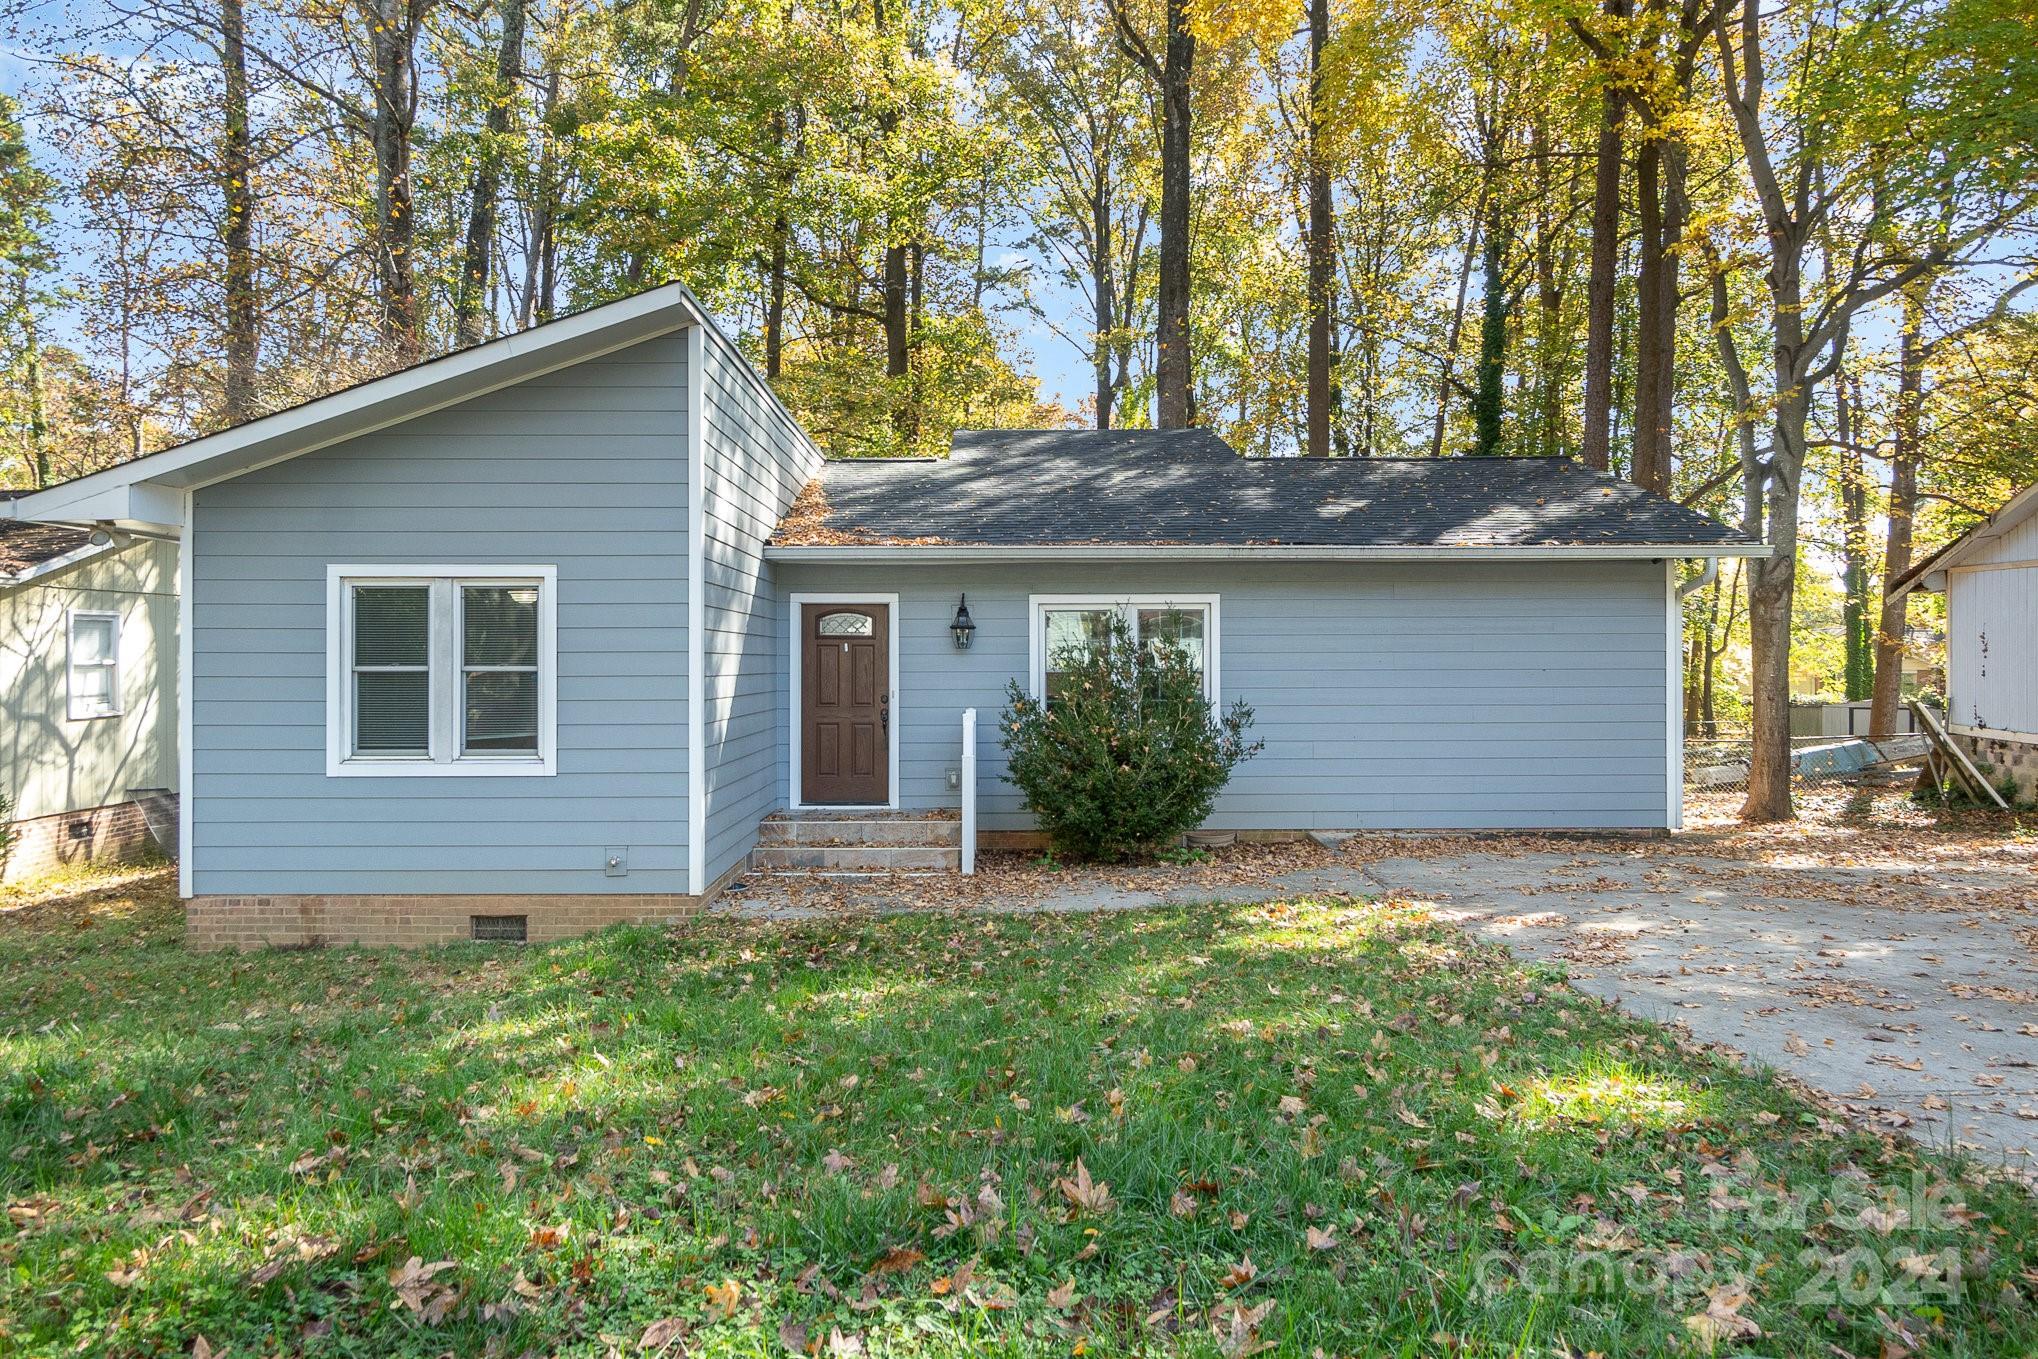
[1366,849,2038,1168]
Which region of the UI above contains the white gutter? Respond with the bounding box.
[763,543,1769,564]
[1675,556,1720,599]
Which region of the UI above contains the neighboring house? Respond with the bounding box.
[1890,482,2038,799]
[1,499,180,881]
[3,284,1763,949]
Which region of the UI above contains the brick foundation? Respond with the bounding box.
[2,796,173,884]
[1952,730,2038,802]
[185,892,708,951]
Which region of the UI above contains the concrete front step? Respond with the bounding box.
[751,843,961,873]
[756,814,962,847]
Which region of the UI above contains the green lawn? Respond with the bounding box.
[2,868,2034,1358]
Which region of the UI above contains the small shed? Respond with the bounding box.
[1891,482,2038,800]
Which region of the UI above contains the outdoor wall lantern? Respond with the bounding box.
[950,595,977,649]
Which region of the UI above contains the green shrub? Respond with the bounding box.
[999,614,1260,861]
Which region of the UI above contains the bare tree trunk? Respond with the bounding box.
[883,242,909,379]
[13,271,48,485]
[1092,182,1115,429]
[1836,372,1873,700]
[456,0,524,348]
[1303,0,1334,456]
[1631,138,1667,490]
[1472,203,1507,455]
[765,223,787,380]
[1578,0,1629,471]
[363,0,427,360]
[1869,287,1925,734]
[219,0,258,420]
[1428,192,1484,458]
[1152,0,1195,428]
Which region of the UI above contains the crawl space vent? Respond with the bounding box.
[470,914,528,943]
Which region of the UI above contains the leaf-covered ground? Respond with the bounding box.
[3,866,2036,1358]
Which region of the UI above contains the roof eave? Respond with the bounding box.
[0,538,120,594]
[5,284,707,532]
[1886,481,2038,599]
[763,542,1770,562]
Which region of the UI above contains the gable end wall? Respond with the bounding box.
[187,332,692,897]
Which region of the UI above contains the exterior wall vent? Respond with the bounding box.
[470,914,529,943]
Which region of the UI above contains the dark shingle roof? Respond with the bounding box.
[775,429,1759,550]
[0,491,90,576]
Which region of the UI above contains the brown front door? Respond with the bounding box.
[801,603,889,805]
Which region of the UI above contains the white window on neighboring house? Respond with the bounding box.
[326,567,557,776]
[1029,595,1220,705]
[67,609,122,720]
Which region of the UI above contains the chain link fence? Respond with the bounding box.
[1684,732,1926,799]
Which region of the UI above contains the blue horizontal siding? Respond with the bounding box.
[774,559,1672,832]
[188,332,692,896]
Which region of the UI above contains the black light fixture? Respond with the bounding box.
[950,594,976,649]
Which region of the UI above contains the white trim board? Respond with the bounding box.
[1665,559,1684,832]
[787,593,902,812]
[177,492,193,898]
[686,324,707,894]
[1026,594,1222,707]
[322,564,559,778]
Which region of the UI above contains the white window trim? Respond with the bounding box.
[1027,594,1221,706]
[786,592,901,812]
[66,608,123,721]
[325,564,558,777]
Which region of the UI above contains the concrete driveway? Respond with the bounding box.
[1366,844,2038,1167]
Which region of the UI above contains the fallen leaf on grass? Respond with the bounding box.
[873,1244,926,1274]
[1305,1226,1337,1251]
[1683,1287,1761,1349]
[388,1256,460,1325]
[1220,1254,1259,1289]
[1047,1278,1078,1310]
[1058,1159,1116,1216]
[703,1277,744,1322]
[641,1316,690,1352]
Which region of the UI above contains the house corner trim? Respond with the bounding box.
[686,323,707,895]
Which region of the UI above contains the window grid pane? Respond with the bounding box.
[72,617,115,663]
[1137,607,1206,673]
[462,585,538,666]
[352,585,431,756]
[1043,607,1115,704]
[356,670,431,753]
[464,669,540,752]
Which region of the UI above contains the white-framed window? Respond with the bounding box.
[1028,595,1220,705]
[325,565,557,777]
[66,609,122,720]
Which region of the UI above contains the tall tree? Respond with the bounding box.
[454,0,526,348]
[1109,0,1195,426]
[218,0,258,420]
[1712,0,2038,819]
[1576,0,1629,471]
[1302,0,1336,455]
[0,92,56,487]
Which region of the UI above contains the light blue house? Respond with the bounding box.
[4,285,1764,948]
